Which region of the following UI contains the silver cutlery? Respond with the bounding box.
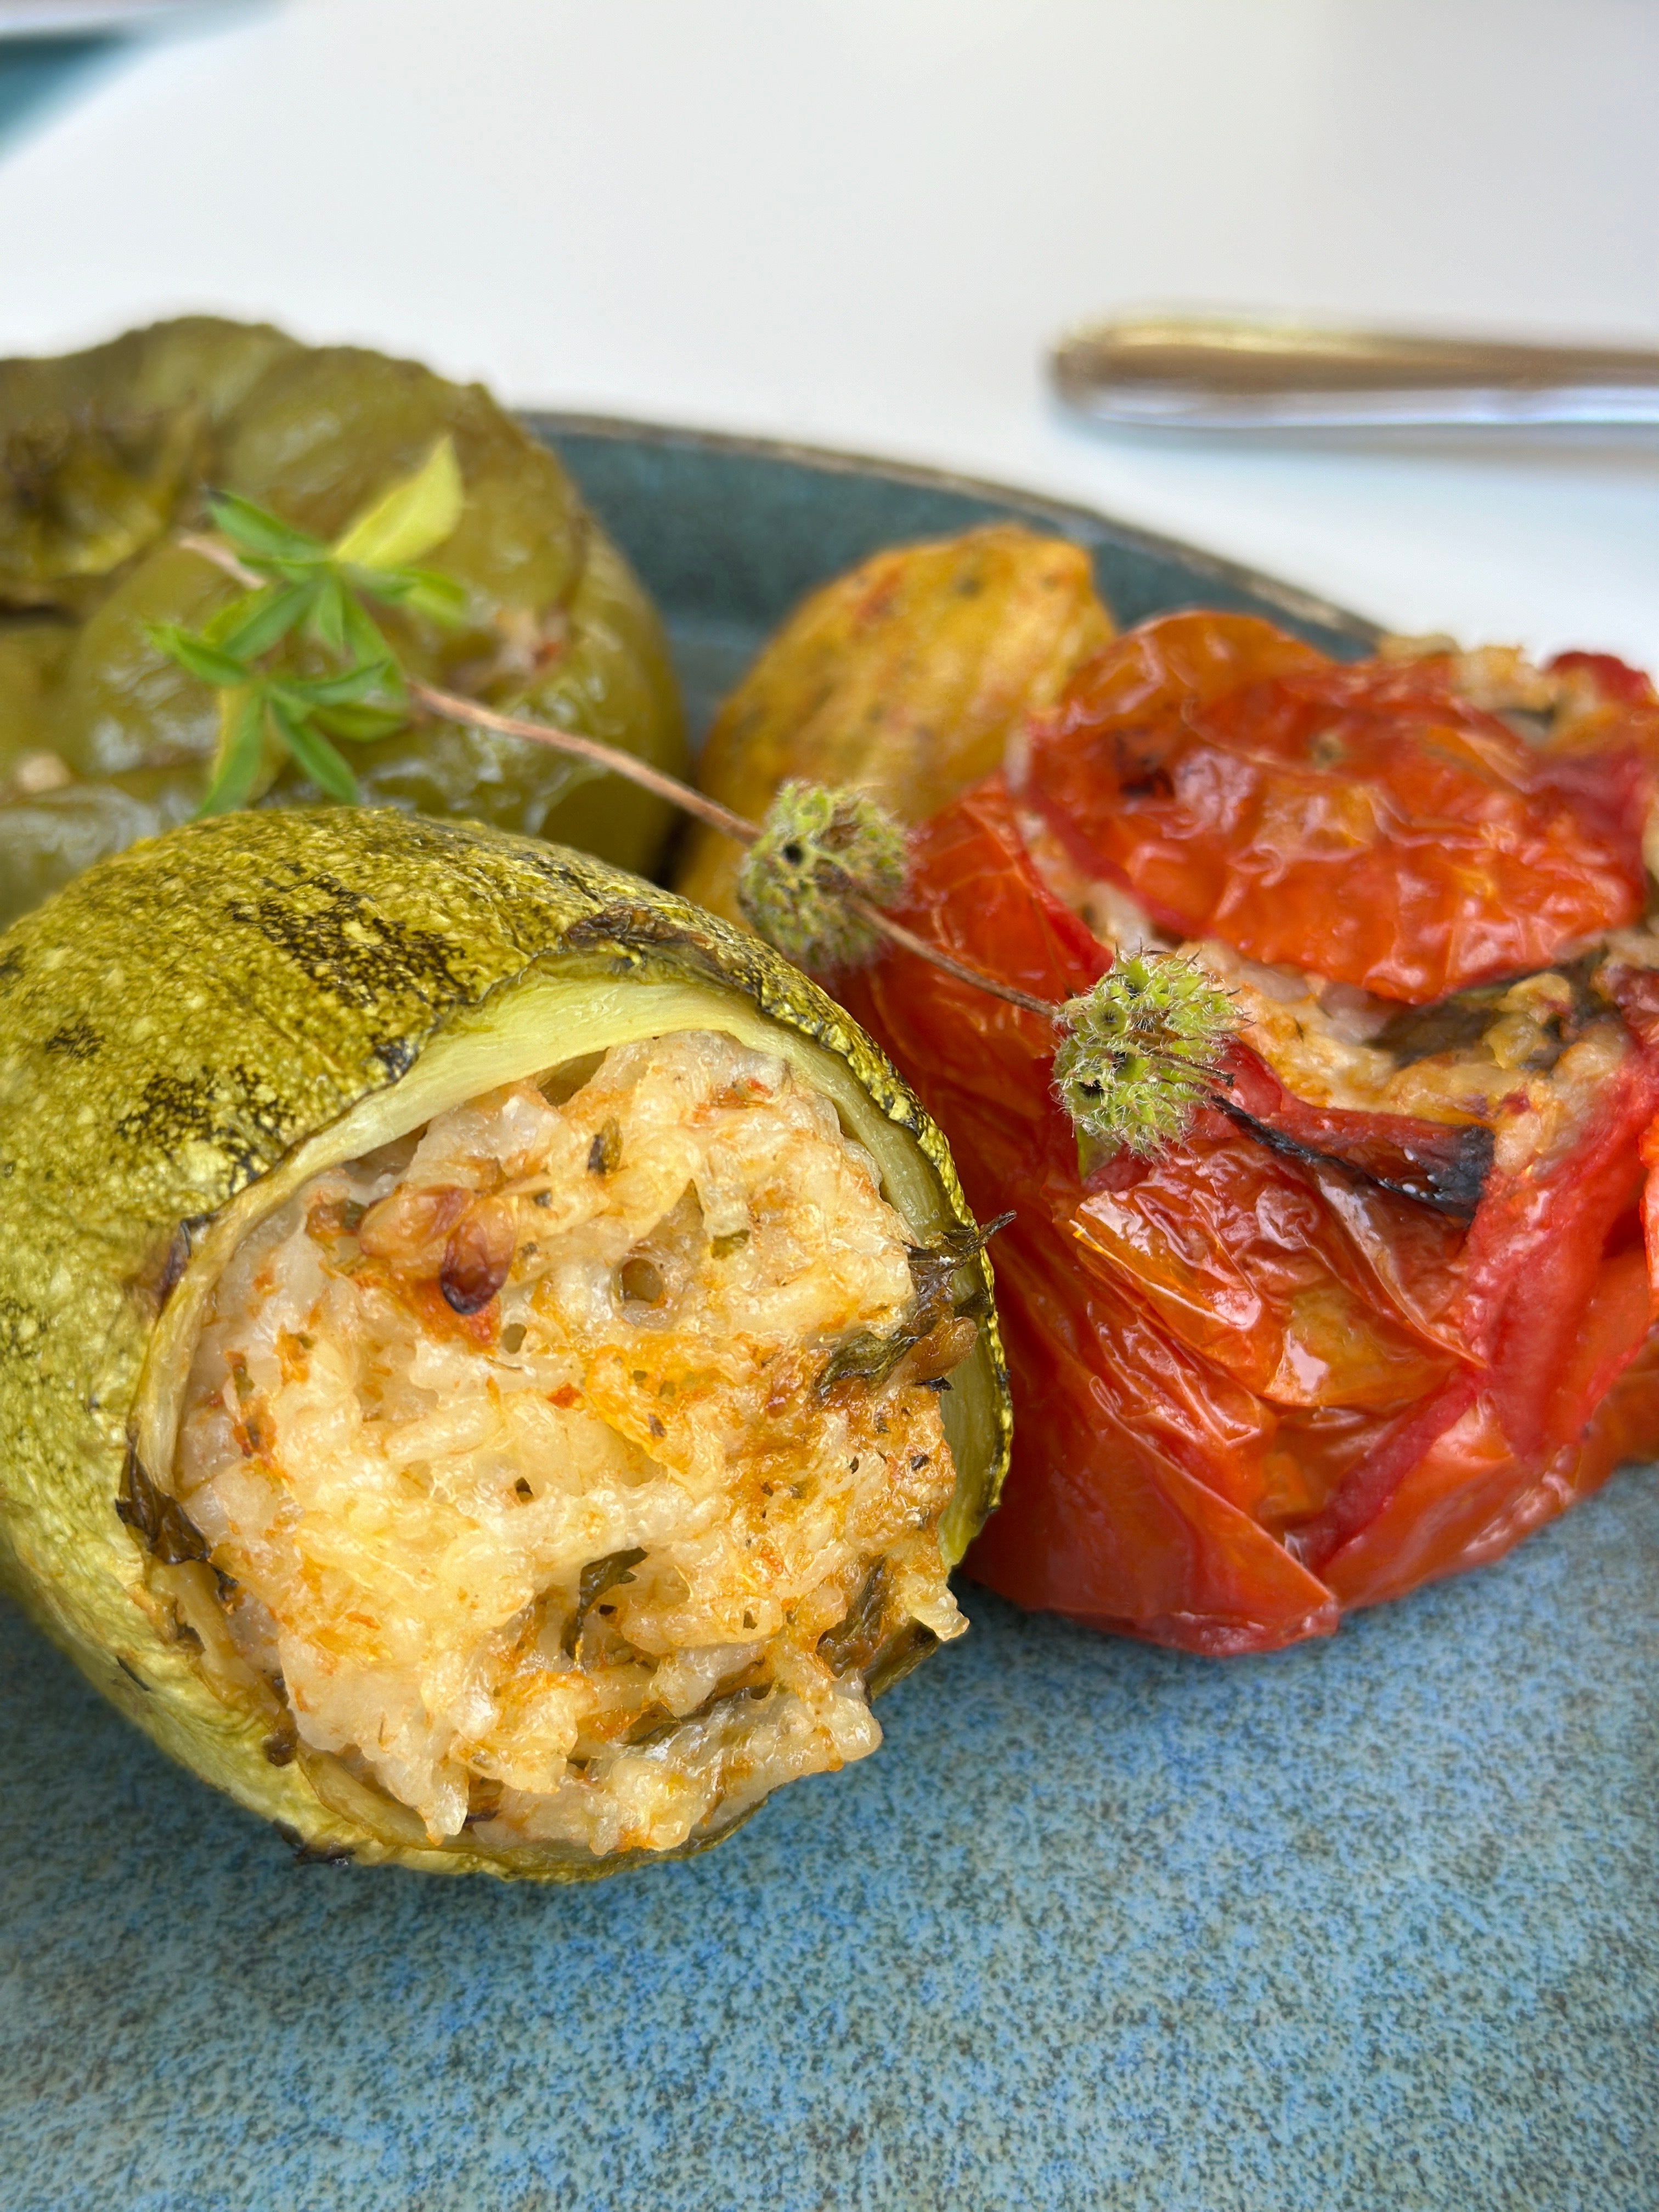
[1052,314,1659,431]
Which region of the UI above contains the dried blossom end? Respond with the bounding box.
[1052,952,1236,1156]
[737,780,910,972]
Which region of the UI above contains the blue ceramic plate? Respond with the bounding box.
[1,422,1653,2212]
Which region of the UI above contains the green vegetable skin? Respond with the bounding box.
[0,319,686,927]
[0,809,1010,1877]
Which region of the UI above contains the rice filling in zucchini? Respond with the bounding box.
[170,1030,968,1855]
[0,808,1009,1877]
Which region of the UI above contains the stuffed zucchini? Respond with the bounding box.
[0,810,1008,1876]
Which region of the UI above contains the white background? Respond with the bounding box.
[3,0,1658,659]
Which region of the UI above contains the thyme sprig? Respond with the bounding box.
[157,437,467,812]
[162,466,1237,1156]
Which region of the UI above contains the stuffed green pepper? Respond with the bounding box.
[0,318,685,928]
[0,809,1008,1876]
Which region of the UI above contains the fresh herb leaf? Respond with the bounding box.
[268,694,361,803]
[346,563,469,628]
[339,588,396,671]
[214,580,314,661]
[329,435,463,569]
[206,489,328,566]
[309,700,411,744]
[309,574,349,657]
[196,686,269,817]
[278,661,403,709]
[150,624,252,690]
[563,1547,647,1655]
[397,567,470,625]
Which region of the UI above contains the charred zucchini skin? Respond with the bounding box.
[0,809,1009,1878]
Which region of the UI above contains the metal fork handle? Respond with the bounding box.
[1052,315,1659,430]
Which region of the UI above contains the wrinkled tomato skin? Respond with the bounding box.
[1547,649,1658,709]
[840,769,1659,1655]
[1025,614,1654,1003]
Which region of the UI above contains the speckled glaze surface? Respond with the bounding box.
[1,425,1654,2211]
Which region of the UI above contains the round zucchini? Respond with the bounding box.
[0,809,1009,1877]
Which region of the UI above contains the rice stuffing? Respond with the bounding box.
[173,1030,969,1857]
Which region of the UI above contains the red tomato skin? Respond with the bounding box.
[1547,649,1658,709]
[1025,614,1653,1004]
[842,766,1659,1655]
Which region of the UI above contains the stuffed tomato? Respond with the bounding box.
[0,810,1008,1873]
[840,612,1659,1653]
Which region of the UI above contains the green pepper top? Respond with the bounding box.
[0,318,686,927]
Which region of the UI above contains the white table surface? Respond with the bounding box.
[2,0,1657,664]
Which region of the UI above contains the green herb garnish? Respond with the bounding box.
[159,456,1237,1160]
[155,436,466,813]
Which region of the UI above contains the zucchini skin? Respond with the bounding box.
[0,808,1009,1878]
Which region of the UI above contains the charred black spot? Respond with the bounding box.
[1376,956,1601,1066]
[588,1118,623,1176]
[272,1822,355,1869]
[1374,984,1511,1061]
[566,900,690,949]
[116,1656,149,1692]
[562,901,741,991]
[227,867,464,1013]
[146,1215,211,1316]
[1113,730,1176,802]
[116,1445,211,1566]
[262,1712,298,1767]
[114,1063,291,1188]
[116,1071,219,1149]
[1216,1099,1493,1220]
[371,1036,416,1080]
[43,1016,100,1060]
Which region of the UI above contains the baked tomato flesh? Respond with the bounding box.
[840,617,1659,1653]
[1025,614,1654,1003]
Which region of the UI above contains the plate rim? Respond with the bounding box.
[520,409,1383,650]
